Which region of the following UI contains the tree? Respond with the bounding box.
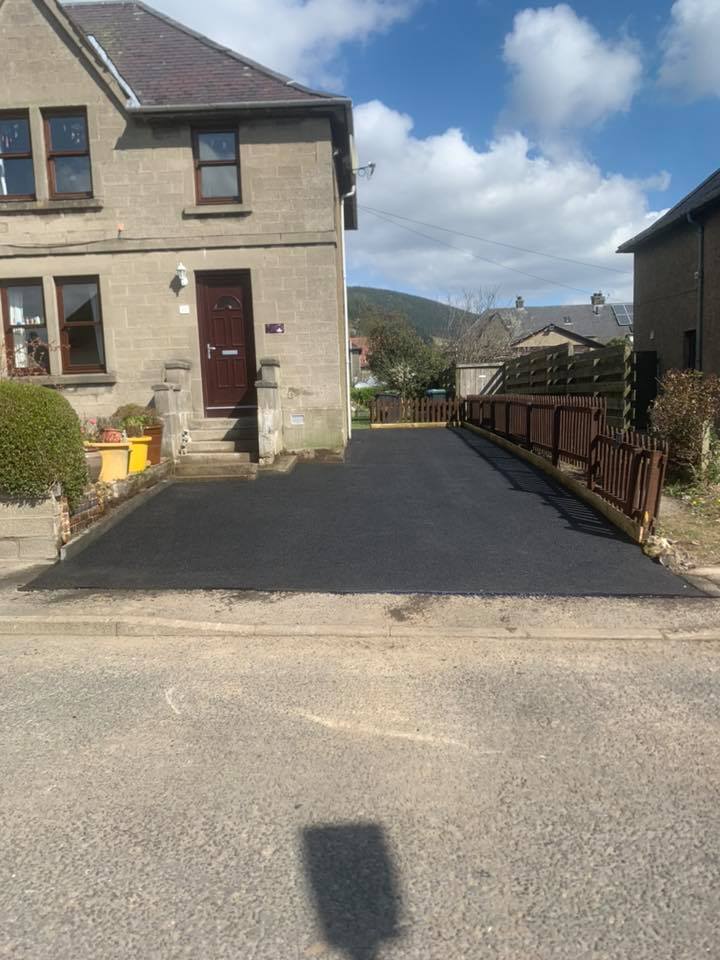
[442,289,521,363]
[367,314,448,398]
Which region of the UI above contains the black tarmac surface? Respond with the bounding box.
[32,428,697,595]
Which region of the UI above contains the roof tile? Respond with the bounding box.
[63,0,336,107]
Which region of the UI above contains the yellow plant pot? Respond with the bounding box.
[127,436,152,474]
[84,442,131,482]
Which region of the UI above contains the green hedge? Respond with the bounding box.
[0,380,88,507]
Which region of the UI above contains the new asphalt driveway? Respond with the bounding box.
[32,428,695,595]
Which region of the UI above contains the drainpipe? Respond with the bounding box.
[340,185,356,440]
[687,212,704,371]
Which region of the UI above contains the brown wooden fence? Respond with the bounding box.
[370,396,465,426]
[465,393,667,533]
[500,343,634,429]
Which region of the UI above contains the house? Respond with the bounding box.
[476,293,633,358]
[0,0,357,462]
[349,336,370,384]
[618,166,720,374]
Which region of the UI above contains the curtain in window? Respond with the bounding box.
[8,287,28,367]
[0,158,7,196]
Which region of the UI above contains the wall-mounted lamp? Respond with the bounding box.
[176,262,189,287]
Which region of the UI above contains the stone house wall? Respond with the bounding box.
[0,0,350,452]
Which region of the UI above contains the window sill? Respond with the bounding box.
[0,197,103,214]
[15,371,117,387]
[183,203,252,218]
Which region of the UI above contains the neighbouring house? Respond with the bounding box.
[349,336,370,384]
[0,0,357,462]
[475,293,633,358]
[618,166,720,374]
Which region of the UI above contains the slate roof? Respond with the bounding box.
[63,0,340,107]
[484,304,632,344]
[618,166,720,253]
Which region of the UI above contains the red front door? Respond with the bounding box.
[196,272,257,417]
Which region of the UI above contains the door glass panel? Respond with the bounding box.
[197,132,236,161]
[52,156,91,194]
[47,115,88,151]
[0,158,35,196]
[200,165,238,198]
[213,295,242,310]
[66,324,105,367]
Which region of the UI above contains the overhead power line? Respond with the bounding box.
[362,208,608,298]
[360,205,631,276]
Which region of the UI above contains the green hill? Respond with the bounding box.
[348,286,455,339]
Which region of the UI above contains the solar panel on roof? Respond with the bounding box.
[611,304,634,327]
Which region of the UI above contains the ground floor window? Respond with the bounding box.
[56,277,105,372]
[1,280,50,374]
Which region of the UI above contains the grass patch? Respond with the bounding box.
[657,480,720,567]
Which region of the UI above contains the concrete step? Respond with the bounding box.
[190,427,258,443]
[181,452,254,465]
[188,440,245,454]
[189,417,257,431]
[174,460,258,480]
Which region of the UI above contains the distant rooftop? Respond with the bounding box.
[485,294,633,344]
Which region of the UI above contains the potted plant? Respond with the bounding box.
[97,415,124,443]
[86,415,130,482]
[112,403,163,467]
[142,411,164,465]
[79,418,102,483]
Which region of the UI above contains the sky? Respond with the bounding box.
[99,1,720,306]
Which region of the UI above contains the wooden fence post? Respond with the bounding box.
[624,448,643,519]
[526,402,533,449]
[638,450,664,533]
[587,407,602,487]
[552,405,561,466]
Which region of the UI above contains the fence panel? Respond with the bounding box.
[369,397,465,426]
[464,393,666,536]
[499,343,634,429]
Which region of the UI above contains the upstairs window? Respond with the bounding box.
[56,278,105,372]
[1,281,50,374]
[192,129,240,203]
[0,114,35,200]
[44,111,92,198]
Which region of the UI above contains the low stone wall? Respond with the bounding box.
[0,462,173,568]
[61,461,173,544]
[0,494,63,566]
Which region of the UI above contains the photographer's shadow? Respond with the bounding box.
[302,823,402,960]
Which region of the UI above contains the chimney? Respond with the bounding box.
[515,295,525,309]
[591,291,605,306]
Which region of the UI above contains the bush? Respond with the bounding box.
[651,369,720,475]
[351,386,381,408]
[0,380,88,507]
[111,402,160,434]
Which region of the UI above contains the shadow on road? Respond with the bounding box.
[302,823,402,960]
[450,426,623,542]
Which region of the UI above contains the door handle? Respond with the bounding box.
[206,343,217,360]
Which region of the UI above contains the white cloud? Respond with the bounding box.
[348,100,667,305]
[145,0,417,86]
[502,5,642,134]
[660,0,720,99]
